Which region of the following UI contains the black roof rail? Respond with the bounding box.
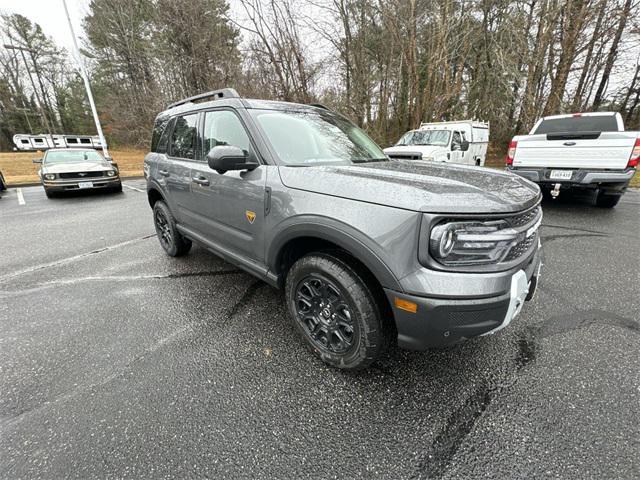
[167,88,240,109]
[309,103,329,110]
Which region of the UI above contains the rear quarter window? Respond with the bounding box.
[151,115,170,153]
[534,116,618,134]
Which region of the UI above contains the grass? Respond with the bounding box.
[1,148,638,188]
[0,149,145,185]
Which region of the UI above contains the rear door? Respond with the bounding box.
[514,114,635,169]
[165,113,201,224]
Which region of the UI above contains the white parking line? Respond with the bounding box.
[16,188,25,205]
[124,184,145,193]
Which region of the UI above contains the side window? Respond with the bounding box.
[203,110,253,158]
[170,114,199,159]
[151,115,170,152]
[452,131,462,150]
[157,117,174,154]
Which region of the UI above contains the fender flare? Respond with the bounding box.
[267,216,402,291]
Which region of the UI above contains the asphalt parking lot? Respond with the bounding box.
[1,181,639,479]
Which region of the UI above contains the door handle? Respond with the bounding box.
[192,175,210,186]
[158,169,170,177]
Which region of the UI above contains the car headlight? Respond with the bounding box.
[430,220,520,265]
[44,173,56,181]
[107,170,116,177]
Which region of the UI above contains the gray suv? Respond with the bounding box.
[145,88,542,370]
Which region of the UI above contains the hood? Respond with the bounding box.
[383,145,443,158]
[278,160,540,214]
[42,161,112,174]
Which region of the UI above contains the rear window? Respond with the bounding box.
[534,116,618,134]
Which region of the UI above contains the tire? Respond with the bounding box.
[285,252,387,370]
[152,200,192,256]
[44,188,55,199]
[595,191,621,208]
[112,182,123,193]
[0,173,6,191]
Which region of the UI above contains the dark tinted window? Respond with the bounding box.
[534,115,618,134]
[80,138,91,144]
[157,118,174,154]
[170,114,199,159]
[151,115,170,152]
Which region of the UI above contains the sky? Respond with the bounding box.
[1,0,88,53]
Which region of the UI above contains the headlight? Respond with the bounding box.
[430,220,520,265]
[107,170,116,177]
[44,173,56,180]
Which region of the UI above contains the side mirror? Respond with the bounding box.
[461,140,470,151]
[207,145,258,174]
[33,158,42,164]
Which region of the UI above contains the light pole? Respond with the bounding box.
[61,0,110,160]
[4,43,56,147]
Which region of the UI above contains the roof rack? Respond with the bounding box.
[167,88,240,109]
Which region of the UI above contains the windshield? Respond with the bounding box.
[249,109,387,166]
[44,150,104,164]
[397,130,451,146]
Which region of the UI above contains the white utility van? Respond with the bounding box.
[384,120,489,166]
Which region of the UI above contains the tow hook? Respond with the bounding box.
[551,183,561,199]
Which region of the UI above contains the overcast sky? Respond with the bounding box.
[1,0,89,53]
[1,0,637,105]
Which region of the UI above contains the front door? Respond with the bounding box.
[189,109,267,264]
[450,130,464,164]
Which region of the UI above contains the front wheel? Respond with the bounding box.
[285,253,387,370]
[153,200,192,256]
[595,191,621,208]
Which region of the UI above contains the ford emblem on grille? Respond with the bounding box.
[78,172,87,176]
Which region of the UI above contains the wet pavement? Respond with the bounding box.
[1,181,638,479]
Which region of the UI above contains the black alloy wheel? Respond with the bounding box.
[295,274,356,354]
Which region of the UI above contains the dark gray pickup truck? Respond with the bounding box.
[145,88,542,369]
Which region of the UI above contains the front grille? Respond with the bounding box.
[506,206,541,228]
[388,153,422,161]
[59,171,105,179]
[500,205,541,263]
[503,234,537,262]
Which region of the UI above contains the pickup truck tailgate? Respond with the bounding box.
[513,132,636,169]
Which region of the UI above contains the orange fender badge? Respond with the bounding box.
[246,210,256,224]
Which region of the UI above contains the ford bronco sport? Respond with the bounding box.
[145,88,543,370]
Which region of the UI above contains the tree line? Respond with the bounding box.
[1,0,639,152]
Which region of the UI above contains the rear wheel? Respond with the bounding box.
[153,200,192,256]
[595,191,621,208]
[285,253,387,370]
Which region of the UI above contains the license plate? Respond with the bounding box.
[549,170,572,180]
[78,181,94,189]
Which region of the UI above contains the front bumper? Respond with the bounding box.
[43,176,121,192]
[507,166,636,188]
[386,245,542,350]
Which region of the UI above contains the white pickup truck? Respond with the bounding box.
[507,112,639,207]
